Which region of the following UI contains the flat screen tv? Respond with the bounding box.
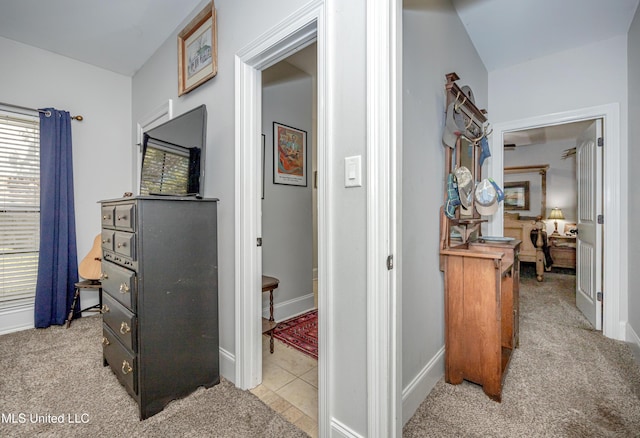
[140,105,207,197]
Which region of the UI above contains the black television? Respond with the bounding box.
[140,105,207,197]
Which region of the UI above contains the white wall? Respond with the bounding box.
[0,36,132,333]
[504,140,577,236]
[402,0,488,423]
[133,0,371,433]
[627,7,640,347]
[489,35,629,334]
[262,74,314,319]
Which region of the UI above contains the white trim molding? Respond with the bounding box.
[234,1,329,435]
[489,103,626,340]
[401,347,444,425]
[262,293,315,321]
[134,99,173,194]
[366,0,402,436]
[330,418,365,438]
[219,347,236,384]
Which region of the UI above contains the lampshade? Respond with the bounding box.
[548,208,564,220]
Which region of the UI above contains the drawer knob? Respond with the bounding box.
[102,336,110,346]
[119,283,130,293]
[120,321,131,334]
[121,360,133,375]
[101,304,110,313]
[100,272,108,280]
[103,215,111,220]
[117,215,127,221]
[117,242,127,248]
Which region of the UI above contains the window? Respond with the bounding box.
[0,110,40,310]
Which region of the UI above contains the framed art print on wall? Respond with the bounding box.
[178,2,217,96]
[273,122,307,186]
[504,181,530,211]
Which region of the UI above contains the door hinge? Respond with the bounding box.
[597,291,603,302]
[257,237,262,247]
[597,137,603,147]
[597,214,604,224]
[386,255,394,270]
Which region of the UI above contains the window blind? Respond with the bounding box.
[0,111,40,311]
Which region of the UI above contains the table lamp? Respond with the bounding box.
[548,207,564,236]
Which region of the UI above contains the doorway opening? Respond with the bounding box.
[490,103,625,340]
[256,42,319,434]
[233,1,328,434]
[502,119,603,329]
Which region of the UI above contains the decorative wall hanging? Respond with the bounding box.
[273,122,307,186]
[178,2,217,96]
[504,181,530,211]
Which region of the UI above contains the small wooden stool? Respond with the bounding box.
[66,280,102,328]
[262,275,280,353]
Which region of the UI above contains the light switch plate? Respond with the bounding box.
[344,155,362,187]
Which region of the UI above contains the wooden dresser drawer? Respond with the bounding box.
[114,231,136,260]
[103,325,137,396]
[101,261,136,311]
[102,293,136,352]
[115,203,135,231]
[101,230,114,252]
[101,206,115,228]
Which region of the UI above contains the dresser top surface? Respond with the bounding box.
[100,195,219,203]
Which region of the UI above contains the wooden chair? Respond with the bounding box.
[65,280,102,328]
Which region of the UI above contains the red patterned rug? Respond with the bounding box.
[273,309,318,360]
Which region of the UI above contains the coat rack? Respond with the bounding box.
[441,72,490,251]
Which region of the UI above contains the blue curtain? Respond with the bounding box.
[34,108,78,328]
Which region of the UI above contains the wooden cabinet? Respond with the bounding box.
[441,240,520,402]
[549,235,576,269]
[100,196,219,419]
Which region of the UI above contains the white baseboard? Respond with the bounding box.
[401,346,445,425]
[330,418,364,438]
[0,306,35,335]
[626,322,640,351]
[262,292,315,322]
[219,346,235,384]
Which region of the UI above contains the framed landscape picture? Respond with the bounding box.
[504,181,530,210]
[273,122,307,186]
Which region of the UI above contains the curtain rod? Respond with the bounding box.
[0,101,84,121]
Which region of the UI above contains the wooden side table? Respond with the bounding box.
[549,235,576,269]
[262,275,280,353]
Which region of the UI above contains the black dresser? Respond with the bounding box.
[99,196,219,419]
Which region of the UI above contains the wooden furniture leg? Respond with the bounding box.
[261,275,280,354]
[66,280,103,328]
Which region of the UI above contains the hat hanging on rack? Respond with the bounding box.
[474,179,499,216]
[454,166,473,209]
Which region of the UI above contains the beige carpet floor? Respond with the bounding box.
[404,271,640,437]
[0,315,306,437]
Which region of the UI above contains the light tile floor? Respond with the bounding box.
[251,334,318,437]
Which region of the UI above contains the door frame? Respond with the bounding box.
[235,0,402,435]
[489,103,625,340]
[234,0,329,432]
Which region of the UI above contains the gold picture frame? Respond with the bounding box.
[504,181,530,211]
[178,2,217,96]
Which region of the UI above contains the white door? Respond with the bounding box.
[575,119,603,329]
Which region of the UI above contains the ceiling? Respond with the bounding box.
[451,0,639,72]
[1,0,638,77]
[503,120,592,148]
[1,0,638,148]
[0,0,203,76]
